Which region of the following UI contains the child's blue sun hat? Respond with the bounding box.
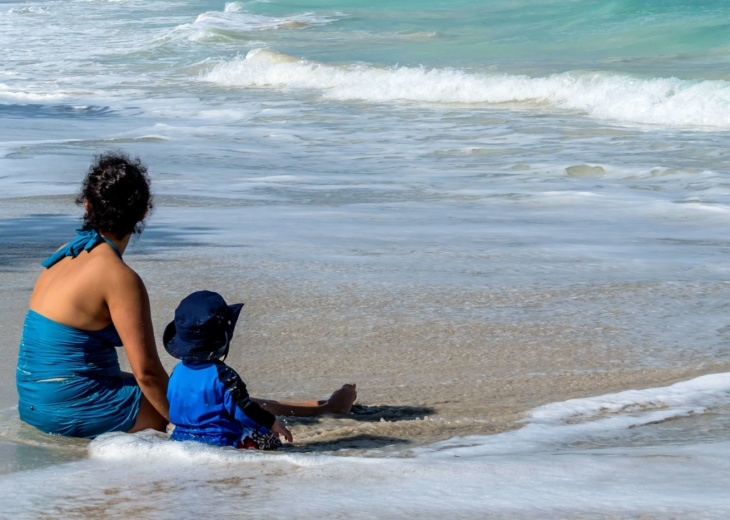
[163,290,243,361]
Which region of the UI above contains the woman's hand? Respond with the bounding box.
[271,419,293,443]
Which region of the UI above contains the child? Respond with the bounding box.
[164,290,356,450]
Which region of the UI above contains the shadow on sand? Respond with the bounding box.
[0,214,219,271]
[348,404,435,422]
[283,404,436,451]
[284,404,435,427]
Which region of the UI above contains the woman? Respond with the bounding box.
[16,152,169,437]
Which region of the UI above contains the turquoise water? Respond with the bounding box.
[3,0,730,126]
[231,0,730,76]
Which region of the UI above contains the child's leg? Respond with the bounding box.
[253,384,356,417]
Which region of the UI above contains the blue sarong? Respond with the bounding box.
[16,311,142,438]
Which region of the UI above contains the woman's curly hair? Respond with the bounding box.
[76,151,153,237]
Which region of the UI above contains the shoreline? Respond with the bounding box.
[3,201,729,453]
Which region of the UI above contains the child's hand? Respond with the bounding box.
[272,419,293,443]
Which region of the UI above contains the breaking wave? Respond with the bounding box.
[203,49,730,129]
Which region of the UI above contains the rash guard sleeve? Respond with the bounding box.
[215,363,276,430]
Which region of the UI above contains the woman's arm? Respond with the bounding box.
[106,267,170,422]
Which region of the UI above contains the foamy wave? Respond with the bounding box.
[182,7,338,40]
[3,433,730,518]
[0,83,69,101]
[224,2,246,12]
[428,372,730,457]
[6,6,50,15]
[90,429,345,468]
[529,372,730,424]
[204,49,730,129]
[164,8,337,44]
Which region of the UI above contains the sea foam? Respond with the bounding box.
[203,49,730,129]
[174,5,340,43]
[427,372,730,457]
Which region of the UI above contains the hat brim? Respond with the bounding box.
[227,302,244,331]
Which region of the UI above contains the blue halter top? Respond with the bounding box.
[41,227,121,268]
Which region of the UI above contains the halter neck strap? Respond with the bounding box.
[41,228,121,268]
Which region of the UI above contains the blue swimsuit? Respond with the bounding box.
[168,360,279,449]
[16,229,142,438]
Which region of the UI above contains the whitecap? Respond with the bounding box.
[203,50,730,129]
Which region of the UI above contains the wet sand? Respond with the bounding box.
[2,194,729,455]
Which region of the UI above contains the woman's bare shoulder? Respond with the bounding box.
[90,251,145,289]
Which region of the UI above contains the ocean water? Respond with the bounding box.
[2,0,730,518]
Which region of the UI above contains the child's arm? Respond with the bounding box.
[216,363,292,442]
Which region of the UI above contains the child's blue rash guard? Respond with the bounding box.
[167,360,276,446]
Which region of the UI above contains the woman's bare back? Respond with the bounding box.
[30,240,130,331]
